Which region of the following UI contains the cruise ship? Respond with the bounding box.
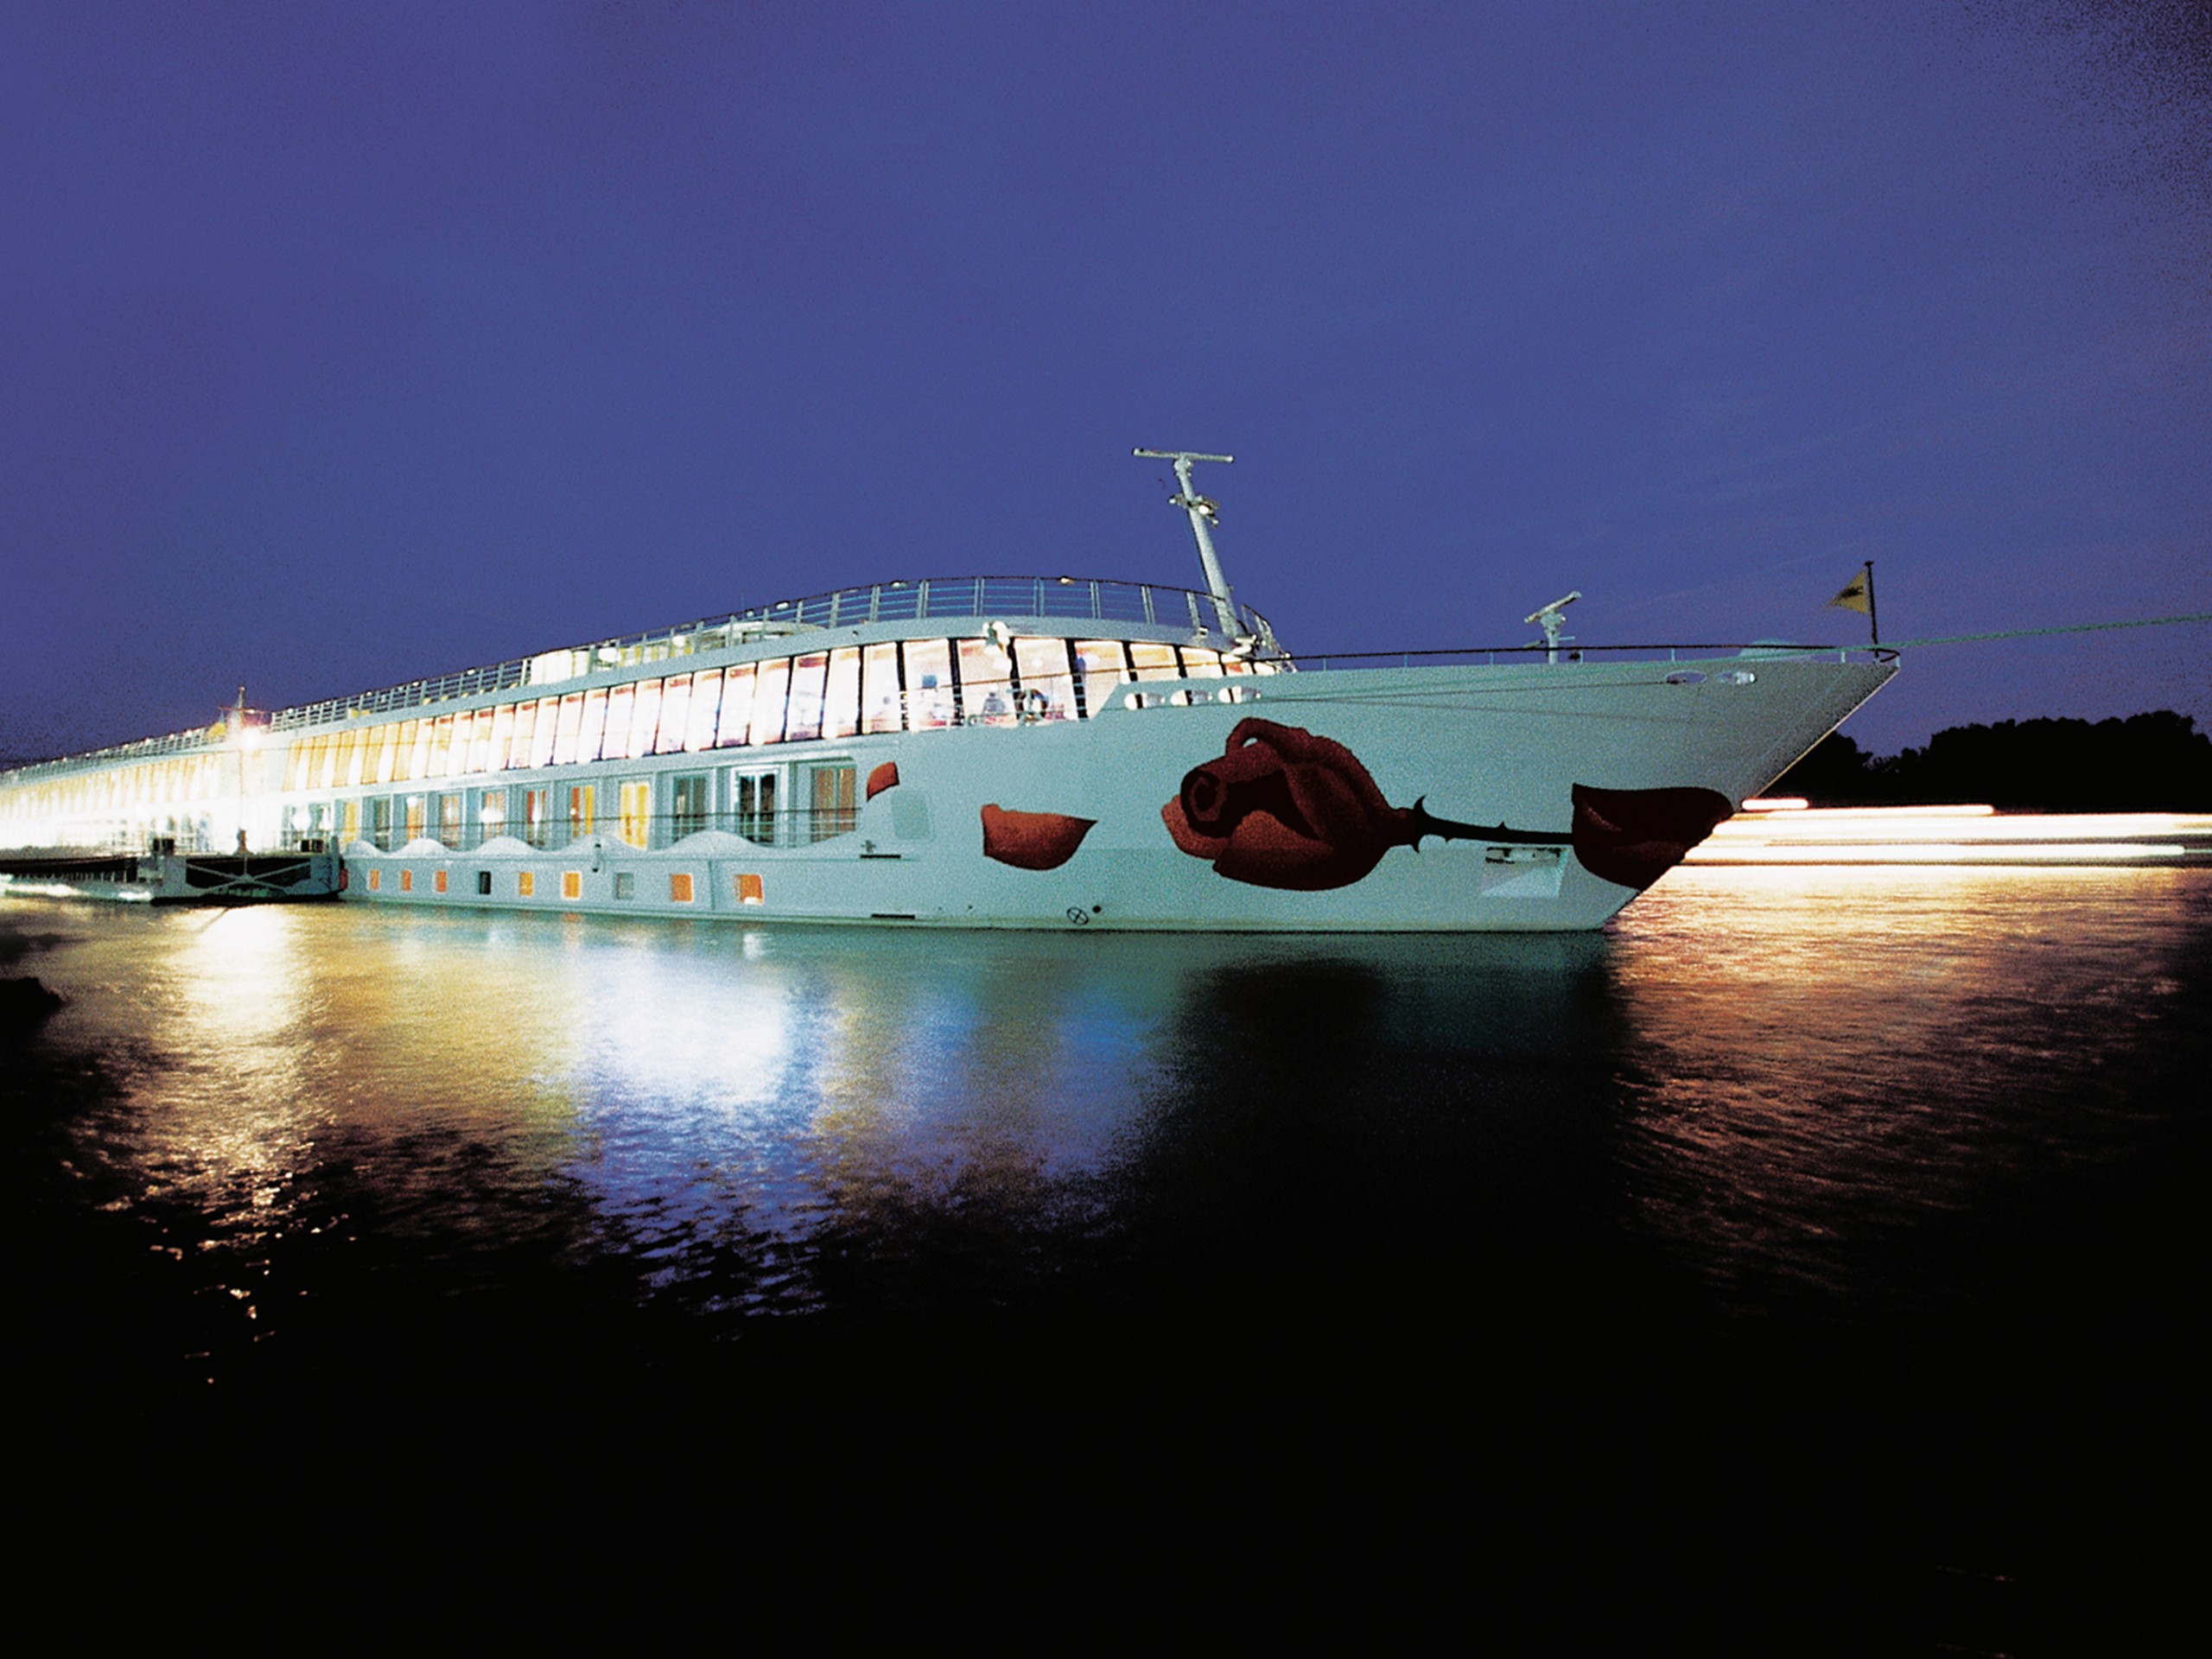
[0,453,1895,929]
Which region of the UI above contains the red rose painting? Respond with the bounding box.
[1568,784,1732,891]
[981,804,1096,871]
[1162,717,1729,895]
[1161,718,1460,891]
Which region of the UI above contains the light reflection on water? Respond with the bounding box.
[9,865,2206,1354]
[1610,865,2210,1314]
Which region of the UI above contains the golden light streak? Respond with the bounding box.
[1688,804,2212,865]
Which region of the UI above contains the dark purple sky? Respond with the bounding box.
[4,2,2205,762]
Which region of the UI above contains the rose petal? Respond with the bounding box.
[981,804,1097,871]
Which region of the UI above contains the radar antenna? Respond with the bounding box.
[1134,448,1239,636]
[1524,590,1581,664]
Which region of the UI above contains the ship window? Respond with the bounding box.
[903,640,952,728]
[785,653,829,742]
[685,669,723,752]
[671,774,709,838]
[824,648,862,740]
[629,678,664,759]
[563,870,582,900]
[618,780,651,848]
[478,791,505,838]
[460,708,491,779]
[523,787,550,848]
[657,673,693,755]
[603,682,636,760]
[369,868,382,891]
[401,869,414,892]
[465,708,495,773]
[1014,638,1075,721]
[505,701,534,770]
[809,763,857,842]
[372,722,399,785]
[568,784,594,839]
[528,697,560,769]
[390,719,418,781]
[736,872,764,906]
[717,664,756,747]
[342,799,361,844]
[1183,646,1224,677]
[735,771,778,845]
[957,637,1011,726]
[434,869,448,893]
[487,703,516,771]
[370,797,394,850]
[613,871,636,900]
[404,794,427,842]
[1128,641,1182,681]
[439,794,463,843]
[577,688,609,764]
[518,870,535,897]
[670,871,694,904]
[551,694,584,766]
[749,658,791,746]
[476,869,492,895]
[861,642,903,734]
[1072,641,1131,718]
[426,714,456,778]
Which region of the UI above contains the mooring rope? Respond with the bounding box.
[1881,612,2210,649]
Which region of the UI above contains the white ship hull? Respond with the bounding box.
[339,653,1891,932]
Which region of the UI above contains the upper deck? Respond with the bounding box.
[1,574,1284,783]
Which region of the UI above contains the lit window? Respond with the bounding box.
[629,679,663,759]
[810,763,857,842]
[685,670,723,752]
[748,659,791,746]
[785,654,829,741]
[670,871,694,903]
[903,640,952,728]
[577,688,609,763]
[1128,641,1181,681]
[619,780,651,848]
[717,664,756,747]
[656,673,693,755]
[861,643,903,734]
[1014,638,1076,721]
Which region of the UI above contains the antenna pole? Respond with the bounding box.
[1134,448,1239,635]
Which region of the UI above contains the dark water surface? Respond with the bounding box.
[7,868,2207,1636]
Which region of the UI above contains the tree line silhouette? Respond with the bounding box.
[1770,710,2212,810]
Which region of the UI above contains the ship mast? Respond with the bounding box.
[1134,448,1240,638]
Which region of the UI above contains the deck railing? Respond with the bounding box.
[1277,643,1896,671]
[268,575,1283,734]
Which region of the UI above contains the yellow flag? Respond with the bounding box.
[1828,569,1872,614]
